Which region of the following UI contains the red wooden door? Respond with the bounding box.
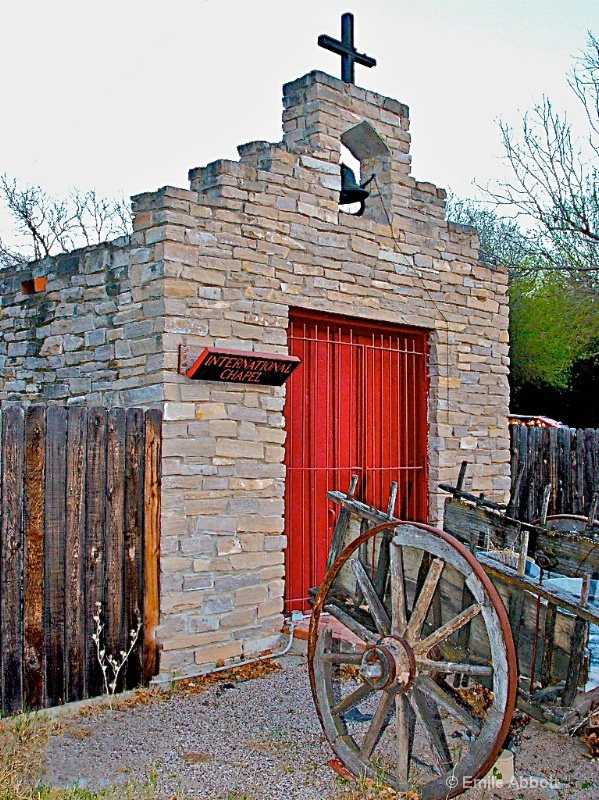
[284,309,429,612]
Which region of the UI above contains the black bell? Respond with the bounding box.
[339,163,373,216]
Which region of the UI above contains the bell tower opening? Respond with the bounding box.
[338,121,390,217]
[339,143,363,215]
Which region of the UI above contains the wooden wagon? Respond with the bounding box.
[307,469,599,799]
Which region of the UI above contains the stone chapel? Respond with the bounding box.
[0,69,510,679]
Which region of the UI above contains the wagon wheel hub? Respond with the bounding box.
[359,636,416,693]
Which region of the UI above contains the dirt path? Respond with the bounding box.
[42,653,599,799]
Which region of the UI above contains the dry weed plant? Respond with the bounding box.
[91,602,142,706]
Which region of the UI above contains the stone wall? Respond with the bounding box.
[0,70,510,678]
[0,238,165,407]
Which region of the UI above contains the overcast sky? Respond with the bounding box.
[1,0,598,218]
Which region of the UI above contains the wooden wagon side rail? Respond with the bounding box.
[327,490,399,529]
[476,554,599,629]
[476,552,597,710]
[443,497,599,581]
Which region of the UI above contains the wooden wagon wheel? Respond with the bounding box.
[308,521,517,800]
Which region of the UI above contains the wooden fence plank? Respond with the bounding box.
[44,406,67,708]
[509,426,528,517]
[508,426,520,509]
[64,406,88,702]
[1,406,25,716]
[548,428,559,514]
[510,427,599,521]
[85,408,107,698]
[538,428,548,515]
[123,408,144,688]
[509,427,521,517]
[523,427,533,519]
[518,426,528,515]
[105,408,126,689]
[569,428,577,515]
[584,429,597,512]
[575,429,585,515]
[142,409,162,682]
[532,426,541,520]
[538,428,548,518]
[561,428,571,514]
[0,404,161,713]
[555,427,564,514]
[23,406,45,710]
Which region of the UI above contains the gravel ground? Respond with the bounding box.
[42,652,599,800]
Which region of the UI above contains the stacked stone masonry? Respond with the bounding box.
[0,71,510,678]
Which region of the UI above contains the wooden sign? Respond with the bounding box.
[180,346,300,386]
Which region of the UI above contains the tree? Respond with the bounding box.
[489,32,599,274]
[0,174,132,269]
[447,34,599,424]
[445,195,532,273]
[446,196,599,425]
[508,271,599,389]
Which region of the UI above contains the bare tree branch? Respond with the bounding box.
[483,32,599,274]
[0,174,132,270]
[445,194,536,277]
[569,31,599,155]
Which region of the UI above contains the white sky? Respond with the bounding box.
[1,0,598,215]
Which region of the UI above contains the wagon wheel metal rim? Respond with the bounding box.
[308,521,517,800]
[539,514,599,534]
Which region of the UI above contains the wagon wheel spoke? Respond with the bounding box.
[321,651,364,665]
[352,559,391,636]
[404,557,444,642]
[416,674,482,734]
[324,602,378,645]
[333,682,373,716]
[416,658,493,677]
[414,603,482,656]
[389,540,407,636]
[395,692,413,783]
[411,686,453,774]
[359,690,395,759]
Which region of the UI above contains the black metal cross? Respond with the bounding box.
[318,13,376,84]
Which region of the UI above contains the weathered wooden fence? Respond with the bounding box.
[509,425,599,521]
[0,405,161,715]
